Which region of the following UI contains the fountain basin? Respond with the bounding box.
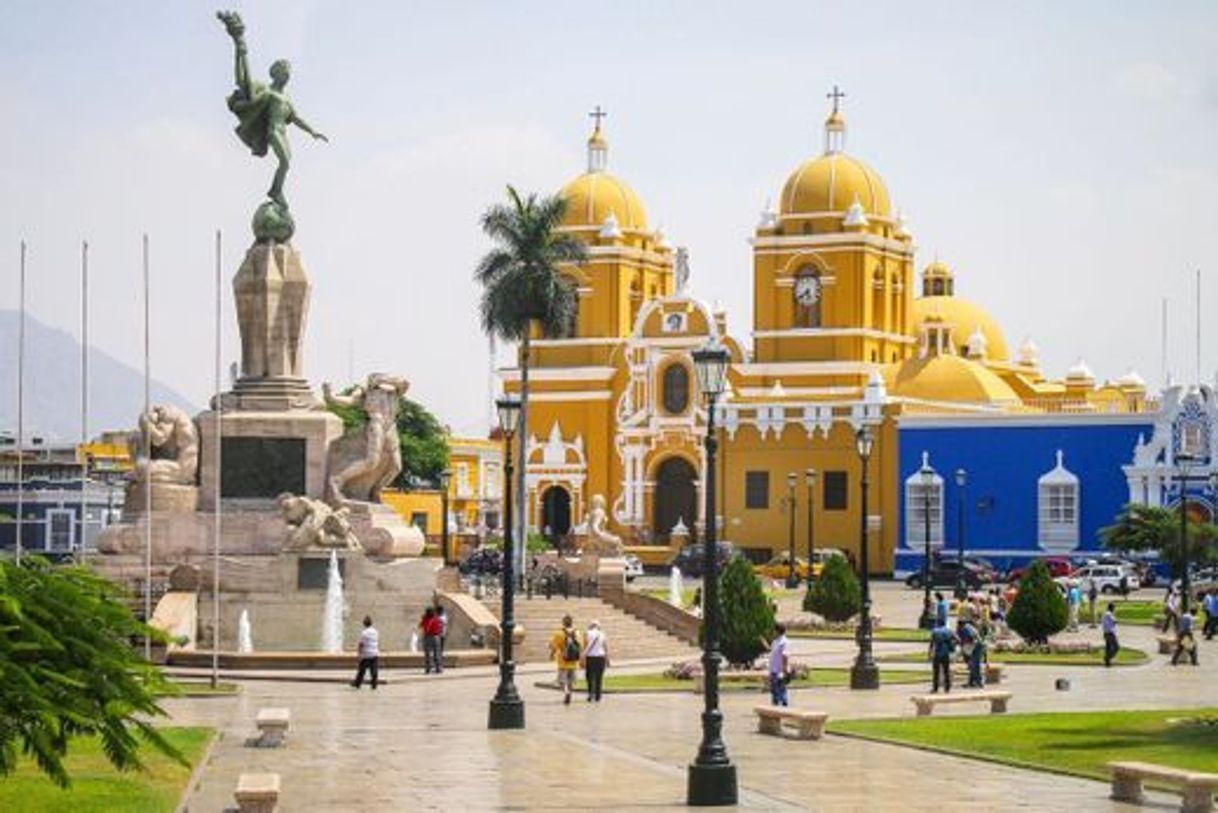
[166,649,496,670]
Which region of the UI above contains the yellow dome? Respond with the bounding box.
[883,354,1020,405]
[559,171,648,231]
[780,152,891,216]
[911,296,1010,361]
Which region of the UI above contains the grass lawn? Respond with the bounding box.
[828,709,1218,783]
[880,646,1148,667]
[0,726,214,813]
[1110,600,1162,626]
[537,667,927,694]
[790,627,929,643]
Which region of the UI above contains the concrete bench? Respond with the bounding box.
[1157,635,1177,655]
[911,690,1011,717]
[950,663,1005,684]
[694,670,769,694]
[754,706,829,740]
[1109,760,1218,813]
[235,772,281,813]
[255,707,290,748]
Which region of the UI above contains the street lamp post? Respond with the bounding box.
[917,456,936,629]
[805,469,817,583]
[488,397,525,730]
[850,425,880,690]
[954,468,968,600]
[439,469,452,567]
[1176,453,1195,616]
[686,339,737,807]
[786,472,799,589]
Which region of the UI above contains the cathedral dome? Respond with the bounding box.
[911,296,1010,362]
[883,354,1020,405]
[779,152,891,217]
[558,119,648,232]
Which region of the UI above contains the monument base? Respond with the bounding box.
[347,501,425,558]
[122,482,199,515]
[219,376,318,412]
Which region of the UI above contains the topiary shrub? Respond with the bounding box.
[803,554,862,623]
[1007,559,1068,645]
[713,556,775,667]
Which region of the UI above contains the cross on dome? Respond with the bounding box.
[589,104,607,130]
[824,85,847,154]
[586,105,609,172]
[826,85,846,114]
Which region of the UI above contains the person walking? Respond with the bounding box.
[934,592,949,627]
[1203,589,1218,641]
[582,619,609,703]
[767,623,791,707]
[421,607,443,674]
[435,604,449,661]
[1101,602,1120,667]
[1066,580,1081,632]
[1171,608,1199,666]
[1087,579,1099,628]
[550,614,581,705]
[1162,587,1180,633]
[351,615,380,690]
[928,621,957,694]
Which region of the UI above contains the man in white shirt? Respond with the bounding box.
[352,615,380,689]
[582,620,609,703]
[768,623,790,707]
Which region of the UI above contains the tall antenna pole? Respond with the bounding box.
[16,241,26,565]
[80,241,89,560]
[142,234,152,660]
[1196,269,1202,386]
[212,230,223,688]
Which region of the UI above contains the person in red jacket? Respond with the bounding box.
[421,607,444,674]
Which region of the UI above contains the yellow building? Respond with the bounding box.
[502,97,1150,572]
[447,436,503,533]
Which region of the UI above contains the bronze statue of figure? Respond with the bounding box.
[218,10,327,240]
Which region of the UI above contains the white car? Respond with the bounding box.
[623,554,644,582]
[1060,564,1140,594]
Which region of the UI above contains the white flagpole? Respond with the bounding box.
[143,234,152,660]
[212,229,223,687]
[15,241,26,565]
[1196,269,1202,386]
[79,241,89,560]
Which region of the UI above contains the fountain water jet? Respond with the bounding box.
[669,566,684,607]
[237,608,254,653]
[322,550,346,653]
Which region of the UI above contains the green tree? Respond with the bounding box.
[715,556,775,667]
[1101,503,1218,573]
[475,186,587,564]
[803,555,862,623]
[1006,559,1069,645]
[327,394,450,489]
[0,557,181,787]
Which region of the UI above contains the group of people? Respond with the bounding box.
[349,604,451,690]
[1161,586,1216,667]
[550,614,611,704]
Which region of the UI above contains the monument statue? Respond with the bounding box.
[218,10,328,242]
[583,494,624,557]
[323,374,410,504]
[129,406,200,485]
[278,493,361,551]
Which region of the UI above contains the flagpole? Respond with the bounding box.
[143,234,152,660]
[15,241,26,566]
[212,229,223,688]
[79,241,89,561]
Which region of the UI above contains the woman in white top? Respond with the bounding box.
[582,620,609,703]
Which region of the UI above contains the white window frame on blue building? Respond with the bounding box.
[905,453,944,548]
[1038,450,1079,551]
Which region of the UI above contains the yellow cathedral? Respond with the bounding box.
[502,95,1151,572]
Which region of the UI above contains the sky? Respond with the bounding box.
[2,1,1217,436]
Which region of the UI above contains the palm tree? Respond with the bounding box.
[475,186,586,566]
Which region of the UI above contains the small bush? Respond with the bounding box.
[714,557,775,667]
[1007,560,1068,645]
[803,555,862,623]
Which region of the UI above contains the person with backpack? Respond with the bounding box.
[928,621,957,693]
[550,614,582,705]
[582,620,609,703]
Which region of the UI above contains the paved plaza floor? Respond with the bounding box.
[171,583,1216,811]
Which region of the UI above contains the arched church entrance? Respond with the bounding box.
[654,457,698,543]
[540,486,572,546]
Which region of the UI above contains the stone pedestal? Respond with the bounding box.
[346,501,425,558]
[195,409,343,512]
[122,482,199,515]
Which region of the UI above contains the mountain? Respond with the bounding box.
[0,310,197,441]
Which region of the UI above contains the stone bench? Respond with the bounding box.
[911,690,1011,717]
[1158,635,1177,655]
[255,707,290,748]
[754,706,829,740]
[1109,760,1218,813]
[694,670,769,694]
[950,663,1005,684]
[235,772,281,813]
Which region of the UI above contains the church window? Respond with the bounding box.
[1037,450,1080,550]
[823,471,849,511]
[662,363,691,414]
[904,464,944,547]
[794,268,822,328]
[745,471,770,509]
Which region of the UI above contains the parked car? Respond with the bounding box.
[905,559,994,590]
[810,548,847,577]
[1058,564,1140,594]
[1185,566,1218,597]
[458,546,503,576]
[672,542,737,578]
[623,554,644,582]
[754,553,811,581]
[934,554,1000,582]
[1005,556,1075,584]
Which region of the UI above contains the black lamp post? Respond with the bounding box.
[850,425,880,690]
[785,471,799,589]
[488,396,524,730]
[686,338,737,807]
[1176,453,1196,615]
[805,468,817,582]
[916,455,936,630]
[439,469,452,567]
[954,468,968,600]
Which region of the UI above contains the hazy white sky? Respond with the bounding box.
[2,1,1216,435]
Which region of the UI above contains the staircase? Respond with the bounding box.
[484,595,696,664]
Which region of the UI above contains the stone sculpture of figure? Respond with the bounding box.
[278,493,361,551]
[217,10,328,241]
[323,374,410,505]
[128,406,199,485]
[583,494,624,557]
